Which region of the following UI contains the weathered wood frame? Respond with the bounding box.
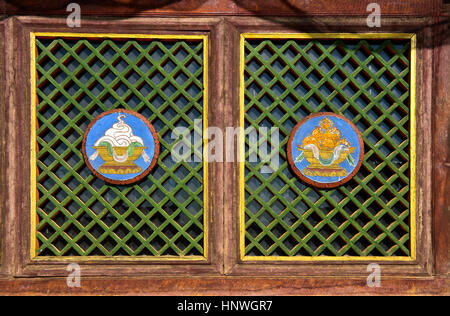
[0,0,447,295]
[223,16,436,277]
[4,16,225,277]
[0,21,6,278]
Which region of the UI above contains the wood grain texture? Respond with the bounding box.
[1,0,442,17]
[3,17,23,278]
[0,277,447,295]
[223,18,240,275]
[433,17,450,276]
[444,4,450,16]
[415,25,435,276]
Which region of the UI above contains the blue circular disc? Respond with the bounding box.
[287,112,364,188]
[82,109,159,184]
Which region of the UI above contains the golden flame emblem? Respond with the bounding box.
[296,117,356,177]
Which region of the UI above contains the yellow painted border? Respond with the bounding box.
[409,34,417,261]
[242,33,415,39]
[30,32,209,262]
[239,33,417,262]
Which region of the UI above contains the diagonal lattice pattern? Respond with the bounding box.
[34,36,206,256]
[244,38,411,257]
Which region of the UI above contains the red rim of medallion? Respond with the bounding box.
[82,108,160,185]
[287,112,365,189]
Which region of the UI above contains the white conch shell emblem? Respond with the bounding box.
[89,114,150,163]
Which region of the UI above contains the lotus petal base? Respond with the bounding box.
[98,164,142,174]
[303,167,347,177]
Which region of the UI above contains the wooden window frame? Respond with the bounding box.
[223,18,435,277]
[5,16,225,277]
[0,0,447,295]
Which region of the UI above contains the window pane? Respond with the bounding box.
[33,35,207,257]
[243,37,412,257]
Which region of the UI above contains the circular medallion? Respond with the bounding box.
[287,112,364,188]
[82,109,159,185]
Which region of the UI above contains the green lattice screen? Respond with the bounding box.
[243,37,412,257]
[33,35,206,257]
